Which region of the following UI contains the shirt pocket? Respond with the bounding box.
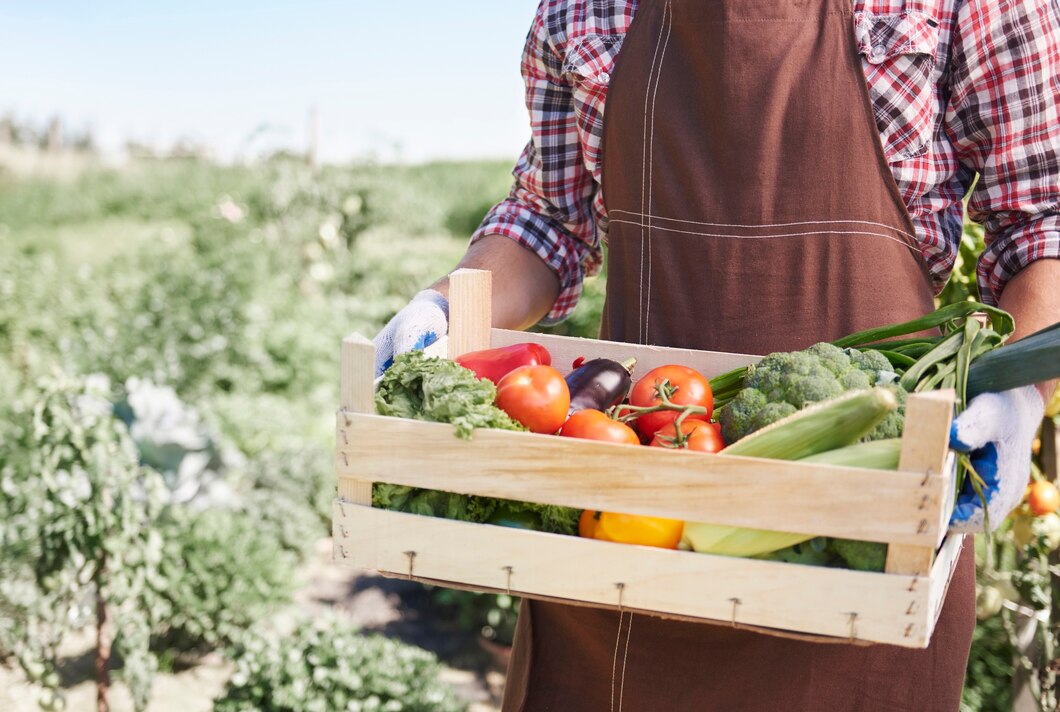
[854,11,941,162]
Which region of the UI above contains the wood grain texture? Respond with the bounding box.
[338,334,374,507]
[337,413,948,546]
[333,501,935,648]
[925,534,965,642]
[448,269,492,359]
[885,390,955,575]
[489,328,761,378]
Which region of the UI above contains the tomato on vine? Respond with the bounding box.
[628,365,713,440]
[650,419,725,452]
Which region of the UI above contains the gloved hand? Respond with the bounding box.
[373,289,449,377]
[948,386,1045,533]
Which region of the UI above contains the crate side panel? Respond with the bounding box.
[337,413,946,546]
[333,502,932,648]
[925,534,966,642]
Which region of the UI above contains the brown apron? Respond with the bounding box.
[502,0,976,709]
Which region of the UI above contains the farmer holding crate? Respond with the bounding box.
[375,0,1060,708]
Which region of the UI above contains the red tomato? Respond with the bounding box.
[1028,481,1060,516]
[650,419,725,453]
[629,365,713,440]
[560,410,640,445]
[496,365,571,434]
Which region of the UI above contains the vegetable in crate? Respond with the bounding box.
[718,343,902,445]
[566,357,636,413]
[454,342,552,384]
[373,351,579,534]
[496,364,571,434]
[683,388,899,557]
[560,409,639,445]
[375,350,524,439]
[627,365,714,440]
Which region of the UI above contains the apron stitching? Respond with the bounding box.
[644,0,674,342]
[638,2,671,344]
[609,208,919,241]
[610,609,626,712]
[608,219,921,252]
[617,613,634,712]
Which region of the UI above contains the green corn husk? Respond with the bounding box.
[682,392,900,557]
[800,438,903,469]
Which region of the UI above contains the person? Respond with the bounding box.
[374,0,1060,708]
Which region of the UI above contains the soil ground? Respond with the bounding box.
[0,539,505,711]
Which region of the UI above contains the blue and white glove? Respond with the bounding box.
[949,386,1045,533]
[373,290,449,377]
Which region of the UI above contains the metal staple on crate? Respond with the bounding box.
[904,623,915,638]
[404,551,417,580]
[916,518,929,534]
[728,598,741,627]
[338,500,346,518]
[615,583,626,612]
[908,574,920,592]
[847,613,859,642]
[502,566,514,596]
[340,429,349,446]
[906,600,918,615]
[342,409,351,428]
[342,452,349,468]
[339,545,349,559]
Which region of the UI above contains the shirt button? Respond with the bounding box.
[599,72,610,82]
[872,46,886,61]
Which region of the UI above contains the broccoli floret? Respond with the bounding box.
[718,343,907,444]
[830,538,888,572]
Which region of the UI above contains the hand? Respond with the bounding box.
[948,386,1045,533]
[373,290,449,376]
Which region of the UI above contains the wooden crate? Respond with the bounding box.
[333,269,964,648]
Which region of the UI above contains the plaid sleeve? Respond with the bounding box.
[471,1,602,325]
[945,0,1060,305]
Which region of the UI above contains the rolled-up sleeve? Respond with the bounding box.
[945,0,1060,305]
[471,2,602,325]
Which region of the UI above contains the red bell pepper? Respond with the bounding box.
[454,343,552,384]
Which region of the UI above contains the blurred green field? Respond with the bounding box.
[0,156,1047,712]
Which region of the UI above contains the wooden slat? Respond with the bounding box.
[448,269,492,359]
[337,413,947,546]
[333,502,933,648]
[925,534,966,642]
[339,335,374,506]
[886,390,955,575]
[493,328,760,378]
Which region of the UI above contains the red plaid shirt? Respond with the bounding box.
[472,0,1060,324]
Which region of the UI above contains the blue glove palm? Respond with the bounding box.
[948,386,1045,533]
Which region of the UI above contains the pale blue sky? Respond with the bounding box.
[1,1,541,162]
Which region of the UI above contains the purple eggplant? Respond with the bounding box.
[566,357,637,414]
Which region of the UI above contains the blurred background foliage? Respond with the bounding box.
[0,154,1055,711]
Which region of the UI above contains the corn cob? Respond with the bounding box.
[682,391,900,557]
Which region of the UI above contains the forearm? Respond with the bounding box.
[431,235,561,331]
[997,258,1060,400]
